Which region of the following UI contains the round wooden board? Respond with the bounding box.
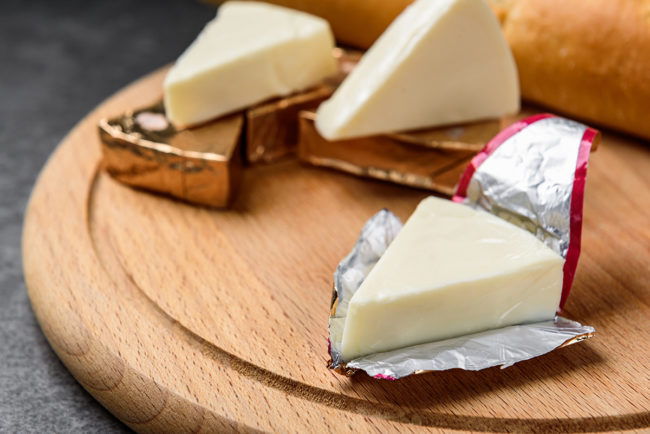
[23,68,650,433]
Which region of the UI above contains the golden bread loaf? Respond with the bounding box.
[499,0,650,140]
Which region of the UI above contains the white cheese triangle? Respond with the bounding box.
[316,0,519,140]
[340,197,563,361]
[164,1,336,128]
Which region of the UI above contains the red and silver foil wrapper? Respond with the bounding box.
[453,114,600,309]
[328,114,599,379]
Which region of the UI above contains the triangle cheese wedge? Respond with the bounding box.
[340,197,563,361]
[316,0,519,140]
[164,1,336,128]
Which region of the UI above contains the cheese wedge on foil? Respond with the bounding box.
[315,0,519,140]
[340,197,563,361]
[164,1,336,128]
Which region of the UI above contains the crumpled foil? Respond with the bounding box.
[457,116,584,258]
[329,115,598,379]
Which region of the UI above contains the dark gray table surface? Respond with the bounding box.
[0,1,215,431]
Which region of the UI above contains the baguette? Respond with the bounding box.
[209,0,650,140]
[499,0,650,140]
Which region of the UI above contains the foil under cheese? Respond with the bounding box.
[329,114,599,379]
[298,111,500,196]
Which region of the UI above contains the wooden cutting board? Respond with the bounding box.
[22,68,650,433]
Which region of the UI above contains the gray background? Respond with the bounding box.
[1,1,215,431]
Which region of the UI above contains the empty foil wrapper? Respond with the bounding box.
[329,115,599,379]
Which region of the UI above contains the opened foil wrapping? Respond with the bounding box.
[329,115,598,379]
[457,116,589,258]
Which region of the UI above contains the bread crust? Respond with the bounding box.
[501,0,650,139]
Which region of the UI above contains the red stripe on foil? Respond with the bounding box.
[559,127,598,310]
[453,114,554,202]
[373,373,397,380]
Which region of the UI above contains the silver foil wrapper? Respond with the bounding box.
[456,116,583,258]
[329,115,599,379]
[329,210,594,379]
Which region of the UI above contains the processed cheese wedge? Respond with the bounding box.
[164,1,336,128]
[340,197,563,361]
[315,0,519,140]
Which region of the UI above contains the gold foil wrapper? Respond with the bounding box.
[246,85,334,164]
[245,48,363,164]
[298,111,502,196]
[99,102,244,208]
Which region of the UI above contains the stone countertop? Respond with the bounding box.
[0,0,214,431]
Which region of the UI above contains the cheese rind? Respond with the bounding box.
[340,197,563,361]
[164,1,336,128]
[315,0,519,140]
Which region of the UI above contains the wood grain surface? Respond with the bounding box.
[22,68,650,432]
